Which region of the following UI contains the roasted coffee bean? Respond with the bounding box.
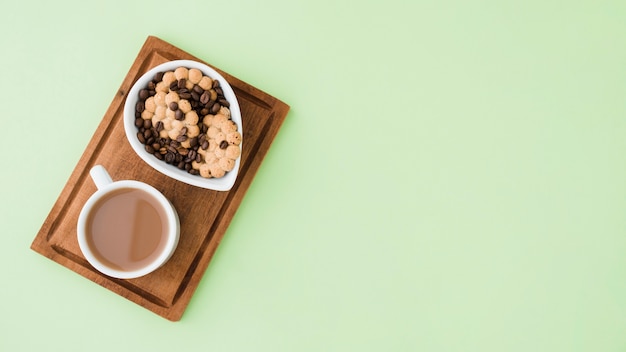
[190,100,198,108]
[134,118,143,128]
[189,137,198,148]
[143,129,152,139]
[201,140,209,150]
[214,87,223,96]
[200,108,209,116]
[178,147,189,156]
[169,80,179,91]
[139,89,150,100]
[136,101,145,113]
[137,131,146,144]
[210,103,221,114]
[177,79,186,90]
[146,136,155,145]
[175,153,183,163]
[169,102,178,111]
[185,163,192,171]
[154,152,164,160]
[191,91,200,101]
[198,134,207,145]
[154,71,164,82]
[152,143,161,151]
[176,135,188,142]
[149,89,156,96]
[196,153,203,163]
[200,91,210,105]
[170,139,180,147]
[200,124,208,133]
[218,98,230,107]
[177,161,185,169]
[212,80,220,89]
[179,91,192,100]
[159,147,167,154]
[143,119,152,129]
[135,111,141,119]
[155,121,164,132]
[175,109,184,120]
[189,169,200,176]
[148,81,156,90]
[165,152,175,164]
[145,145,155,154]
[219,140,229,149]
[180,127,188,136]
[193,85,204,94]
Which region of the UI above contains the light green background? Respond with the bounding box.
[1,0,625,351]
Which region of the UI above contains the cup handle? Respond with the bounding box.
[90,165,113,190]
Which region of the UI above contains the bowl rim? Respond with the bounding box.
[123,59,242,191]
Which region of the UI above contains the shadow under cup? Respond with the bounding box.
[78,178,180,279]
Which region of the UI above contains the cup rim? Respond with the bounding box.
[77,180,180,279]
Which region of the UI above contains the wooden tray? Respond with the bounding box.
[30,36,289,321]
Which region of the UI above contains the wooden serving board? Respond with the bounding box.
[30,36,289,321]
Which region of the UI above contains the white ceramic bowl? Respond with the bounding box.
[123,60,242,191]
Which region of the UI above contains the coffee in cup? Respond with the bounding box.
[77,165,180,279]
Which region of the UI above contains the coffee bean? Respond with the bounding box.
[134,118,143,128]
[219,140,229,149]
[175,109,184,120]
[154,72,164,82]
[188,149,197,160]
[165,152,175,164]
[180,126,188,136]
[185,163,192,171]
[212,80,220,89]
[178,147,189,156]
[143,119,152,129]
[136,101,145,113]
[169,80,179,91]
[196,153,203,163]
[210,103,221,114]
[139,89,150,100]
[146,136,155,145]
[189,169,200,176]
[155,121,164,132]
[189,137,198,148]
[159,147,168,154]
[176,134,188,142]
[214,87,223,96]
[218,98,230,108]
[170,140,180,147]
[198,134,206,145]
[137,131,146,144]
[200,108,209,116]
[177,79,186,90]
[143,129,152,139]
[152,142,161,151]
[177,161,185,170]
[148,81,156,90]
[135,111,141,119]
[169,102,178,111]
[200,91,210,105]
[190,100,198,108]
[154,152,164,160]
[145,145,155,154]
[179,91,192,100]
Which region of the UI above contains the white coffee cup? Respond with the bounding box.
[77,165,180,279]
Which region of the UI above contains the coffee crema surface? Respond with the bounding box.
[85,187,168,272]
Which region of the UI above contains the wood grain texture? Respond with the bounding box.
[30,36,289,321]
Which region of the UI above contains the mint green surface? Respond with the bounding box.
[2,0,625,351]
